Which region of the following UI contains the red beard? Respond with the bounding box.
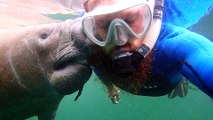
[88,46,172,95]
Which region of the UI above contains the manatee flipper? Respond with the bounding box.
[168,78,189,99]
[37,100,61,120]
[38,110,56,120]
[74,85,84,101]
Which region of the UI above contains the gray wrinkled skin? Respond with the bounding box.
[0,20,93,120]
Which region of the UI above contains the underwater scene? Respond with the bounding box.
[30,75,213,120]
[0,1,213,120]
[27,10,213,120]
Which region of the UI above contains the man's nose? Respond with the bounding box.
[114,26,128,45]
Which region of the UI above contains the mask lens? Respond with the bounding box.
[82,3,152,47]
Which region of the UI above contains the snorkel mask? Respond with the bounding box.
[82,0,164,71]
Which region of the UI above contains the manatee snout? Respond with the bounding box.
[49,20,94,95]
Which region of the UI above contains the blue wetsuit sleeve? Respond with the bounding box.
[157,24,213,98]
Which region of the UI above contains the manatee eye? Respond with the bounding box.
[40,33,48,39]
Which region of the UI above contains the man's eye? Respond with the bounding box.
[125,18,134,25]
[100,21,110,28]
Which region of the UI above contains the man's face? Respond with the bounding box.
[84,0,163,96]
[93,5,145,56]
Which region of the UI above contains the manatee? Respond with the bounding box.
[0,20,93,120]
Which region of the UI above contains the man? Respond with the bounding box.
[79,0,213,103]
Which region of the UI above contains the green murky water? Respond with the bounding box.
[27,73,213,120]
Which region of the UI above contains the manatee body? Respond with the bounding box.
[0,20,92,120]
